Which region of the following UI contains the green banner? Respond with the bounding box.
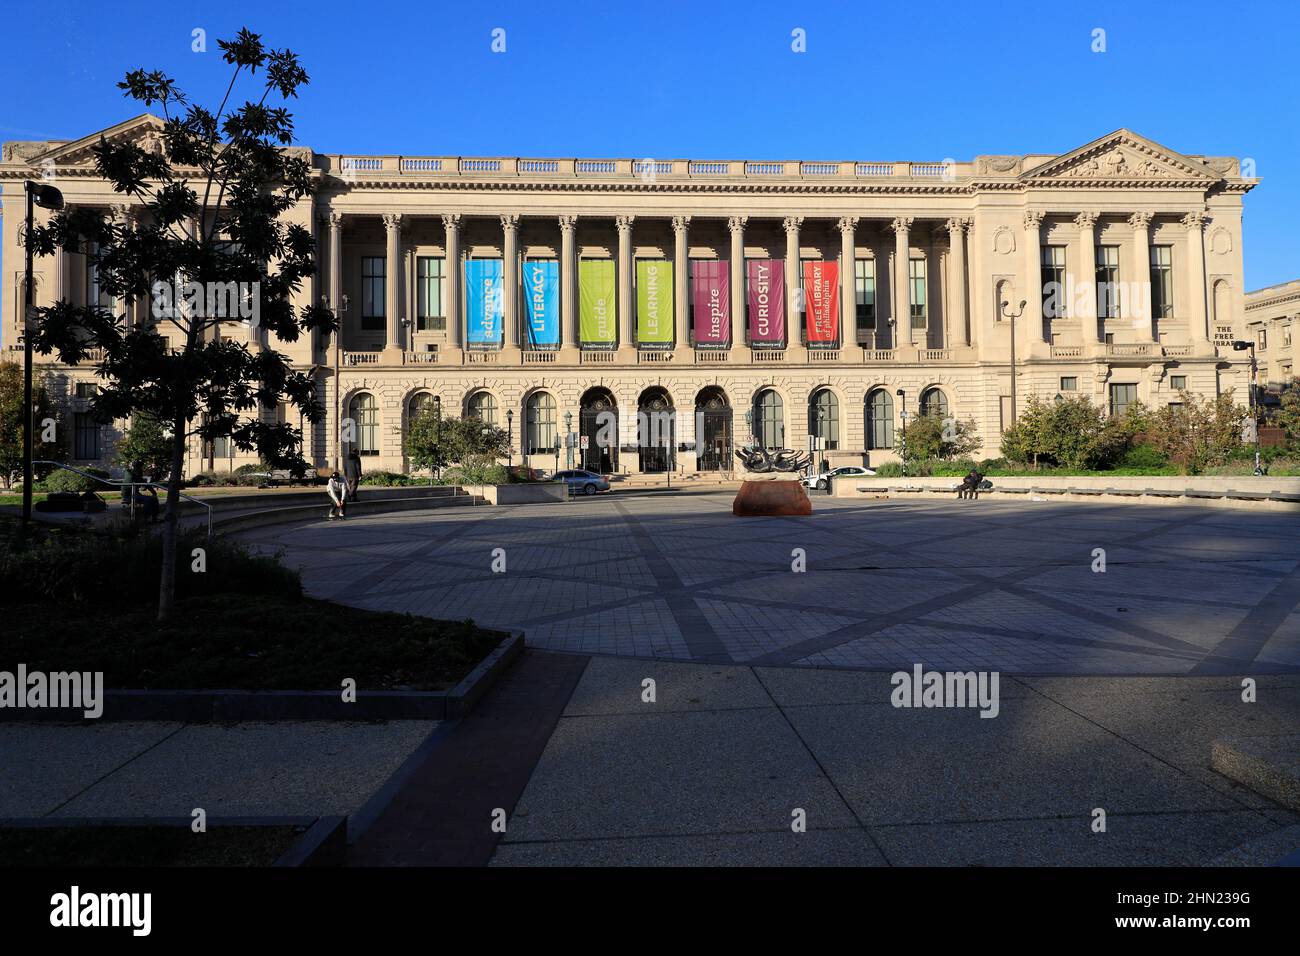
[579,260,617,346]
[635,260,674,346]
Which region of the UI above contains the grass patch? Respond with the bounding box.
[1,594,505,691]
[0,825,302,867]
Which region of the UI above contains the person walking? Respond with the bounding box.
[344,449,362,501]
[326,471,347,520]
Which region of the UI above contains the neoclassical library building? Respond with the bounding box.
[0,117,1267,475]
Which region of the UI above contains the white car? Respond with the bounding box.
[802,465,877,490]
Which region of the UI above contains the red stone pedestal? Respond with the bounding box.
[732,479,813,517]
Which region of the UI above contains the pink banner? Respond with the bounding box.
[690,260,730,345]
[803,260,840,343]
[746,259,785,345]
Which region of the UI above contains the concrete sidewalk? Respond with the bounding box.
[489,659,1300,866]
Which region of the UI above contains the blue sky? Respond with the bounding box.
[2,0,1297,288]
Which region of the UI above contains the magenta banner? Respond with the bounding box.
[690,260,730,345]
[746,259,785,345]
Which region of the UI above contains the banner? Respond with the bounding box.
[579,260,617,347]
[635,259,674,346]
[521,259,560,348]
[746,259,785,345]
[690,260,730,346]
[803,260,839,344]
[464,259,503,347]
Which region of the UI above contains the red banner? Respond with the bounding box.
[803,260,839,343]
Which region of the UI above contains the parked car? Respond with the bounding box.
[802,465,876,491]
[554,469,611,496]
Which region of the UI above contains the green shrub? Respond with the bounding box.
[1116,443,1169,470]
[442,463,511,486]
[978,458,1007,472]
[38,466,111,494]
[359,470,418,487]
[873,462,904,478]
[0,520,301,607]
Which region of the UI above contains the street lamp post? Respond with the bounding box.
[1001,298,1028,425]
[22,181,65,526]
[1232,340,1264,476]
[895,388,908,477]
[744,409,754,449]
[564,410,574,470]
[433,395,441,485]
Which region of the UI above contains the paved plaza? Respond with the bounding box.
[248,492,1300,675]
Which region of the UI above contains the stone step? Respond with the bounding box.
[1211,734,1300,811]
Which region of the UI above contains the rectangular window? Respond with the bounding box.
[361,256,385,330]
[1040,246,1066,319]
[909,258,926,330]
[1170,374,1187,391]
[1283,325,1292,348]
[1096,246,1120,320]
[416,256,445,331]
[85,244,118,314]
[75,382,98,399]
[1059,376,1078,392]
[1258,329,1268,350]
[1109,383,1138,418]
[73,413,100,459]
[855,258,876,333]
[1150,245,1173,319]
[212,435,232,460]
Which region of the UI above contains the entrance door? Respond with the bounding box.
[580,393,617,473]
[697,406,732,471]
[637,391,674,473]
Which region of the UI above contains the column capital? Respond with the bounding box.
[1181,211,1210,230]
[727,215,746,233]
[837,216,859,234]
[441,213,462,231]
[615,215,635,234]
[672,215,691,233]
[944,217,971,235]
[890,216,913,234]
[1074,211,1099,229]
[1022,210,1043,230]
[1127,211,1153,230]
[110,203,134,226]
[382,212,402,231]
[783,215,803,233]
[558,214,578,232]
[500,214,519,232]
[327,211,345,229]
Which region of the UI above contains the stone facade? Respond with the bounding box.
[0,116,1261,476]
[1245,279,1299,389]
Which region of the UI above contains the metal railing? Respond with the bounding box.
[33,460,213,537]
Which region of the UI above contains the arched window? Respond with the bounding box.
[408,391,436,423]
[349,392,379,456]
[866,389,894,450]
[526,392,557,454]
[920,387,949,420]
[810,389,839,450]
[755,389,784,450]
[467,391,497,425]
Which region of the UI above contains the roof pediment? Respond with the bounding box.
[1020,130,1220,186]
[28,113,166,166]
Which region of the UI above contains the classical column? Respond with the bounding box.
[382,213,402,353]
[1181,211,1209,347]
[1022,210,1043,342]
[1074,212,1101,343]
[783,216,803,348]
[1128,211,1154,342]
[440,214,461,348]
[728,216,746,349]
[616,215,635,351]
[945,218,970,347]
[673,215,690,348]
[838,217,858,347]
[891,217,912,345]
[559,215,577,347]
[500,214,519,350]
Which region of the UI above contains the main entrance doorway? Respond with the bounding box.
[637,387,674,473]
[695,386,732,472]
[579,387,618,473]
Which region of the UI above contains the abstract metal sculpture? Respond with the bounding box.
[735,447,812,474]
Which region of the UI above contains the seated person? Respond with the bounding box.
[957,469,984,500]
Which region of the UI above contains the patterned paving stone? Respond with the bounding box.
[252,494,1300,675]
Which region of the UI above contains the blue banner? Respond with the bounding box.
[521,259,560,348]
[465,259,503,347]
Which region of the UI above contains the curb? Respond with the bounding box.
[0,632,525,723]
[0,816,347,867]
